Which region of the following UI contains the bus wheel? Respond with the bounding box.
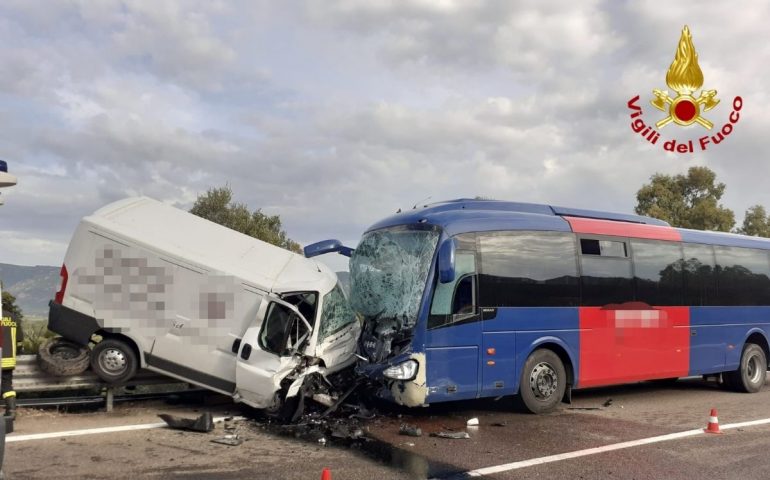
[725,343,767,393]
[516,349,567,414]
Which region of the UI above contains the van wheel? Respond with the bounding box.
[725,343,767,393]
[90,338,138,384]
[38,337,90,376]
[516,349,566,414]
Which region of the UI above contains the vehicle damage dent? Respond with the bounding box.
[389,353,427,407]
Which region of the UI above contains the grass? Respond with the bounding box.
[20,317,56,355]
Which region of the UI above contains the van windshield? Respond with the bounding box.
[318,283,357,341]
[349,227,440,331]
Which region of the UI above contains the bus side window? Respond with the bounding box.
[429,252,476,328]
[452,275,476,315]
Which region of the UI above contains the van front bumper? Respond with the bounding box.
[48,300,101,346]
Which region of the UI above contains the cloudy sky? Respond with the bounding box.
[1,0,768,271]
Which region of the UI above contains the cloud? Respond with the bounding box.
[1,0,769,271]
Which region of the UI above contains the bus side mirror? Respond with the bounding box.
[304,239,354,258]
[438,239,456,284]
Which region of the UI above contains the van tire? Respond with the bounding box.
[38,337,90,376]
[516,349,567,414]
[90,338,138,384]
[725,343,767,393]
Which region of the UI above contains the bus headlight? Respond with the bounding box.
[383,359,419,381]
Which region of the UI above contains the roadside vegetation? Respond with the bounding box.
[635,166,770,237]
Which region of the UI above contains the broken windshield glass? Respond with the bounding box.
[349,227,440,330]
[318,283,357,342]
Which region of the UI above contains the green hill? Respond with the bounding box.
[0,263,59,317]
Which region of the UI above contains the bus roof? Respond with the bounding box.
[365,198,770,250]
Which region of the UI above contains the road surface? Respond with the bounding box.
[4,377,770,479]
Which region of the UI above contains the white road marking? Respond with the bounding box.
[438,417,770,479]
[6,415,247,443]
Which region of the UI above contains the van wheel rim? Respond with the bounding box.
[99,348,127,374]
[530,362,558,399]
[747,354,762,384]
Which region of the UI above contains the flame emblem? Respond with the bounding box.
[651,26,719,129]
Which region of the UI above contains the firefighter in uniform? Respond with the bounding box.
[1,308,22,419]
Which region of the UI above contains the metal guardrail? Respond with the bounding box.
[13,355,187,411]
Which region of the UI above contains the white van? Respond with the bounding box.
[48,197,360,410]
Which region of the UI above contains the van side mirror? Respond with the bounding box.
[438,239,456,284]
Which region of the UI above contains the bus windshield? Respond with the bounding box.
[349,227,439,332]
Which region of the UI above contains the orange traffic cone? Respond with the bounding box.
[704,408,722,434]
[321,467,332,480]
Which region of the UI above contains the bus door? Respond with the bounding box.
[425,249,481,402]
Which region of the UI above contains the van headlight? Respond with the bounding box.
[383,359,419,381]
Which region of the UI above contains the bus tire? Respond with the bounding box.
[90,338,138,384]
[516,349,567,414]
[727,343,767,393]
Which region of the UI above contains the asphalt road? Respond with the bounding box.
[5,376,770,479]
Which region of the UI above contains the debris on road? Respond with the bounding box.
[399,424,422,437]
[567,407,602,411]
[466,417,479,426]
[491,421,507,427]
[603,399,614,407]
[430,431,470,440]
[158,412,214,433]
[211,434,243,446]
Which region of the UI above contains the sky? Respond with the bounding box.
[1,0,768,272]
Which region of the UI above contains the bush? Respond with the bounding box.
[21,319,57,355]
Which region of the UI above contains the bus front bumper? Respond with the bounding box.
[358,352,428,407]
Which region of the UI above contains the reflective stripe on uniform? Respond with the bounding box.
[2,315,17,367]
[0,317,17,327]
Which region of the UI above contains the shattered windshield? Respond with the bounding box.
[318,283,357,342]
[349,227,440,330]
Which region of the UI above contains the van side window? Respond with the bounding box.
[282,292,317,326]
[259,295,314,356]
[259,302,295,356]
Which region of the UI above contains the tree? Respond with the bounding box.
[736,205,770,237]
[635,166,735,231]
[190,186,302,253]
[1,289,23,319]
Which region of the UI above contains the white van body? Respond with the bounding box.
[48,197,360,409]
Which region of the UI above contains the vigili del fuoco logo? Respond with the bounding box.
[627,26,742,153]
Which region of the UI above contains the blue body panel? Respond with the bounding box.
[688,307,770,374]
[482,308,579,394]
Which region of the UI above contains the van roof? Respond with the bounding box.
[84,197,335,293]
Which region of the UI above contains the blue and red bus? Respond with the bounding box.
[316,199,770,413]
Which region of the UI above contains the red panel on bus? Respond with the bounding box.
[578,304,690,388]
[565,216,682,241]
